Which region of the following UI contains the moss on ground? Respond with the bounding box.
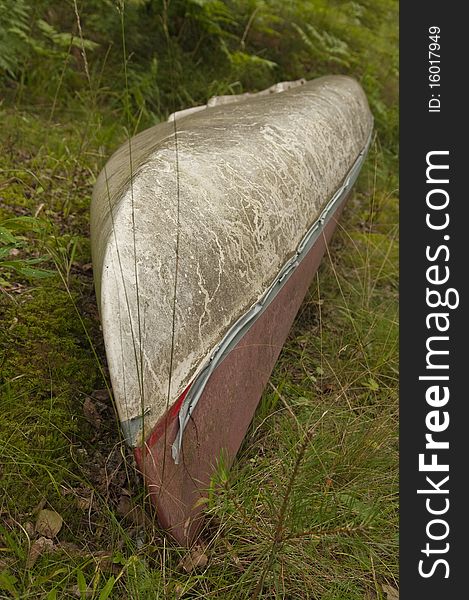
[0,277,98,501]
[0,1,397,596]
[0,111,117,545]
[0,118,398,600]
[1,117,398,600]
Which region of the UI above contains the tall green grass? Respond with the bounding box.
[1,1,397,597]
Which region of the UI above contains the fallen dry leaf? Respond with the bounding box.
[57,541,84,556]
[80,262,94,273]
[116,495,151,528]
[27,536,54,568]
[92,389,110,402]
[180,545,208,572]
[35,509,63,538]
[77,496,92,511]
[83,398,102,428]
[23,521,35,537]
[382,584,399,600]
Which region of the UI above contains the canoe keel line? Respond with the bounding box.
[91,76,373,544]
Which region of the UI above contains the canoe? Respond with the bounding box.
[91,75,373,545]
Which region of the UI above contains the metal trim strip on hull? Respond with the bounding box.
[136,179,359,544]
[170,129,372,463]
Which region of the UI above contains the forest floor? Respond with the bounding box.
[1,0,398,597]
[0,104,398,599]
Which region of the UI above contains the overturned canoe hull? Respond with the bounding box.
[91,75,373,545]
[135,194,350,544]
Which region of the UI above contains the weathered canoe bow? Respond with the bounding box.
[91,75,373,544]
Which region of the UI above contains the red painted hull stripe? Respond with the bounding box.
[134,383,192,462]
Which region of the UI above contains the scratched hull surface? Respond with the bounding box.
[91,75,373,449]
[136,197,349,544]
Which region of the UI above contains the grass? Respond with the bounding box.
[0,1,398,598]
[0,120,398,599]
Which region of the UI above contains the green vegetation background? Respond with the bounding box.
[0,1,398,598]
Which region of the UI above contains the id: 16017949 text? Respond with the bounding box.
[428,26,441,113]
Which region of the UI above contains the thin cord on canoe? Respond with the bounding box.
[166,125,181,410]
[161,0,182,489]
[120,5,145,429]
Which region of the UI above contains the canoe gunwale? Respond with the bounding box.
[168,128,373,463]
